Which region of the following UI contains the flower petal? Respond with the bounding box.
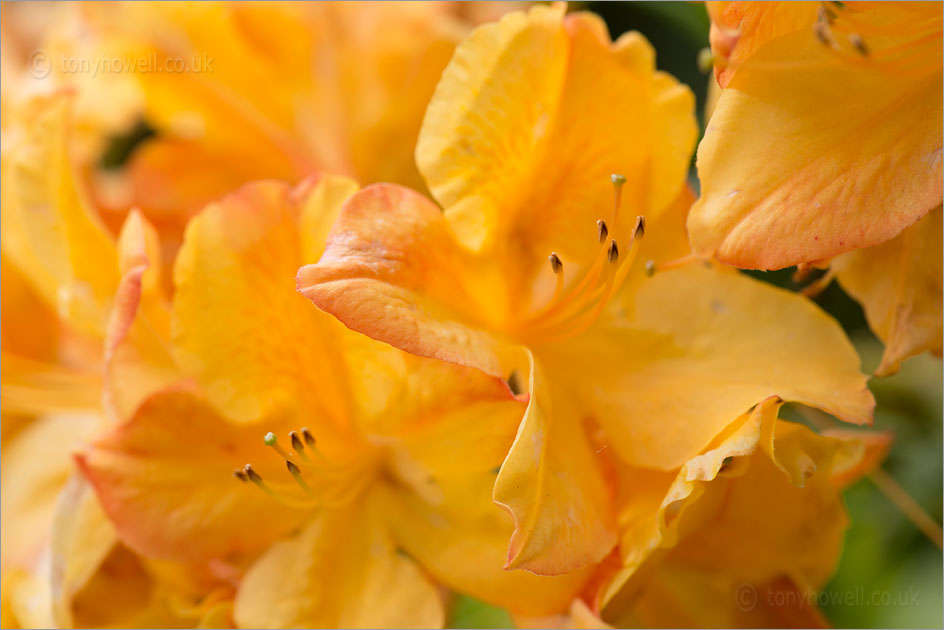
[541,265,874,469]
[601,402,864,627]
[417,5,696,269]
[76,387,307,563]
[706,1,820,88]
[233,499,444,629]
[493,351,618,575]
[103,209,177,421]
[1,412,102,569]
[297,183,509,377]
[834,206,943,376]
[690,3,943,268]
[0,92,119,336]
[172,176,360,427]
[48,474,118,628]
[377,376,590,615]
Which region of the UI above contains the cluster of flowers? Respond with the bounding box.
[1,2,940,628]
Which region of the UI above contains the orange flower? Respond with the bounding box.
[516,401,892,629]
[77,176,590,627]
[690,1,942,269]
[1,91,220,628]
[1,91,174,420]
[595,399,890,628]
[83,1,515,231]
[689,1,942,372]
[297,5,875,575]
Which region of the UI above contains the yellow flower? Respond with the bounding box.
[0,91,223,629]
[2,446,224,629]
[77,176,590,628]
[1,91,174,420]
[297,5,875,575]
[690,1,942,269]
[83,1,510,227]
[515,400,892,629]
[689,1,943,373]
[596,398,889,628]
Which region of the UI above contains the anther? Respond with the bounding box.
[607,240,619,264]
[849,33,869,56]
[233,469,249,482]
[548,253,562,274]
[644,260,656,277]
[597,220,609,244]
[289,431,305,453]
[634,216,646,238]
[301,427,316,448]
[286,460,301,475]
[697,47,715,73]
[610,174,626,186]
[263,432,298,465]
[814,21,834,47]
[244,464,263,484]
[818,5,837,24]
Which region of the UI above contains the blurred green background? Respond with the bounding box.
[450,2,943,628]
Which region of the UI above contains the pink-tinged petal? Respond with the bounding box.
[297,183,509,377]
[76,387,307,563]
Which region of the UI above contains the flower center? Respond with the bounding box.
[514,174,646,343]
[234,429,377,509]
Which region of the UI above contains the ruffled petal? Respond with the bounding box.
[493,351,618,575]
[0,92,119,336]
[376,374,590,614]
[172,176,360,428]
[834,206,943,376]
[691,3,942,268]
[417,5,695,273]
[76,387,307,563]
[540,263,874,469]
[297,183,509,377]
[103,209,177,420]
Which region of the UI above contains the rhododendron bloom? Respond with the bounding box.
[515,400,892,628]
[84,1,512,231]
[689,1,943,373]
[297,4,875,576]
[595,399,891,628]
[78,177,590,628]
[0,92,224,629]
[690,1,942,269]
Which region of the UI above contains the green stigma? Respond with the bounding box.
[264,432,277,446]
[610,173,626,185]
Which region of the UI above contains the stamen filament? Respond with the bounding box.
[286,460,320,499]
[533,224,645,341]
[241,464,313,509]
